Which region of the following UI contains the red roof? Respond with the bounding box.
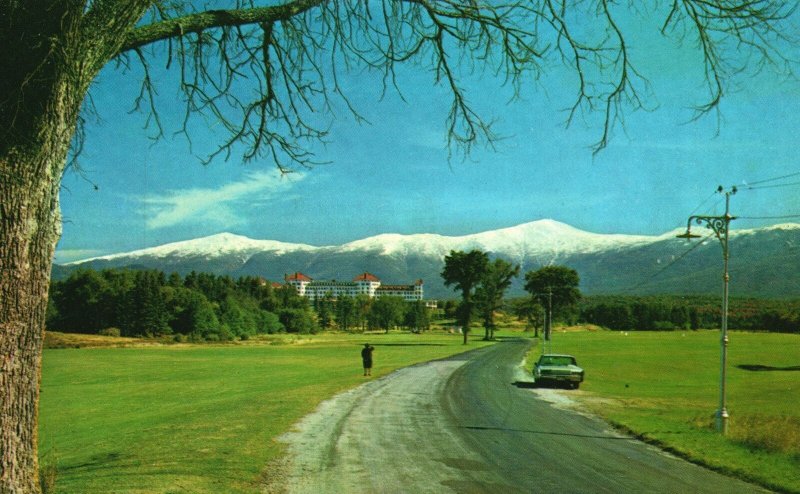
[285,272,312,282]
[353,272,380,282]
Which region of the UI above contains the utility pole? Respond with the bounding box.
[546,288,553,354]
[677,185,737,434]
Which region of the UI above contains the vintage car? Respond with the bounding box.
[533,354,585,389]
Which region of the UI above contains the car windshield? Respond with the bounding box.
[540,356,576,366]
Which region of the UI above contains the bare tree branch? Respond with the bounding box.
[119,0,325,53]
[87,0,798,169]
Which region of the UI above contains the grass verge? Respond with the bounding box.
[543,329,800,493]
[39,331,492,493]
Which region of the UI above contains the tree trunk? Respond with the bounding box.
[1,17,88,494]
[1,1,155,487]
[0,150,64,493]
[0,73,87,492]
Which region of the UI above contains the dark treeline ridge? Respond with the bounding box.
[576,295,800,333]
[47,268,431,340]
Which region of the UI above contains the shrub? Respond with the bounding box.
[732,415,800,455]
[98,327,121,337]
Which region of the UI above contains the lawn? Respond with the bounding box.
[546,329,800,493]
[39,328,800,493]
[39,331,492,493]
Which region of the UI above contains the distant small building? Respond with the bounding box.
[284,272,423,301]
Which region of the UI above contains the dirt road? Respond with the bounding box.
[272,339,768,493]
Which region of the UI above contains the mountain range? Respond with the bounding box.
[54,219,800,299]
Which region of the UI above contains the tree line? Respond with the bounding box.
[440,250,800,337]
[576,295,800,333]
[47,269,432,340]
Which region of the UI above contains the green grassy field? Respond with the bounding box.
[39,331,492,493]
[546,329,800,493]
[40,328,800,493]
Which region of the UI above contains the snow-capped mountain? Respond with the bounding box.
[72,232,319,264]
[337,219,658,259]
[56,220,800,298]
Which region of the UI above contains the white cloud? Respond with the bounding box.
[141,170,305,229]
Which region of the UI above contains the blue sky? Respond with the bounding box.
[55,6,800,263]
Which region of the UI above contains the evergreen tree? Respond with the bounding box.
[123,271,169,336]
[335,296,357,332]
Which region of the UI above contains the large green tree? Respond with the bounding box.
[475,258,520,340]
[1,1,796,490]
[524,265,582,341]
[368,296,406,333]
[441,249,490,344]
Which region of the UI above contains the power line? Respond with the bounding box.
[742,170,800,187]
[620,232,714,294]
[742,180,800,191]
[738,214,800,220]
[688,189,721,217]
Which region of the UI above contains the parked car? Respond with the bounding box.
[533,354,584,389]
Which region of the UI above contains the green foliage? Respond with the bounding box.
[164,286,219,336]
[334,295,358,331]
[579,295,800,333]
[523,265,582,310]
[278,308,319,334]
[441,250,490,343]
[122,271,170,337]
[48,269,286,340]
[97,328,121,337]
[49,268,443,339]
[524,265,582,338]
[314,294,335,329]
[367,296,406,332]
[475,258,520,340]
[404,300,431,333]
[443,300,458,319]
[509,298,545,335]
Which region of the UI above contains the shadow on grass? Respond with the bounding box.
[737,364,800,372]
[365,343,447,347]
[512,381,537,389]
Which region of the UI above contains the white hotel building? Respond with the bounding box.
[285,272,423,302]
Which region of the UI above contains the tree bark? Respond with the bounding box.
[1,5,121,492]
[0,152,63,494]
[0,63,86,494]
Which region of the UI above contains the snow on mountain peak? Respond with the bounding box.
[335,219,658,260]
[66,220,797,267]
[67,232,318,265]
[463,219,656,257]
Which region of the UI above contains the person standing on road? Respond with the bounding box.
[361,343,374,376]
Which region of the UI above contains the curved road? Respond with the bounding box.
[274,339,768,493]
